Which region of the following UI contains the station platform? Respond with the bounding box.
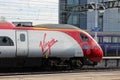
[83,57,120,68]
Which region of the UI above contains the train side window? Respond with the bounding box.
[103,37,111,43]
[98,37,103,43]
[0,37,14,46]
[80,33,88,41]
[118,37,120,43]
[20,34,25,42]
[112,37,118,43]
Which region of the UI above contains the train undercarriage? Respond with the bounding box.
[0,57,97,70]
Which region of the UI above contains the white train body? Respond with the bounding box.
[0,30,83,58]
[0,22,103,68]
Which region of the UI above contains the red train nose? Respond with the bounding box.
[83,44,103,62]
[90,46,103,62]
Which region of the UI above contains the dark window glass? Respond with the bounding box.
[80,33,88,41]
[98,36,103,43]
[20,34,25,42]
[0,37,14,46]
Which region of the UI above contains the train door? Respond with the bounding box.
[16,31,28,57]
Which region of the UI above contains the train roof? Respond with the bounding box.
[0,22,82,31]
[0,22,15,29]
[34,24,80,30]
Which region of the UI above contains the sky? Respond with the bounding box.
[0,0,58,25]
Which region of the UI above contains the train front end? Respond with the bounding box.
[78,30,103,65]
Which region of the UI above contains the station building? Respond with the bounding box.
[59,0,120,31]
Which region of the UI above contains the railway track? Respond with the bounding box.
[0,67,119,76]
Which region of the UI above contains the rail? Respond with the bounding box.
[92,56,120,68]
[103,57,120,59]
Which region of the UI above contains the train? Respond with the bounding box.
[88,31,120,57]
[0,22,103,69]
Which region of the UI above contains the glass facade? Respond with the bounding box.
[59,0,120,31]
[67,0,79,5]
[59,0,87,29]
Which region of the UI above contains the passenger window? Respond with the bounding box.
[0,37,14,46]
[112,37,118,43]
[20,34,25,42]
[103,37,111,43]
[118,37,120,43]
[2,37,7,43]
[80,33,88,41]
[98,37,103,43]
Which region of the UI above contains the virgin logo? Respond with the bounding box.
[40,33,58,56]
